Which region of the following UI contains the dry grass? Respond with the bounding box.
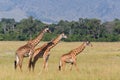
[0,41,120,80]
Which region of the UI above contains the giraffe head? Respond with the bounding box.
[85,41,93,47]
[61,33,67,39]
[44,27,51,33]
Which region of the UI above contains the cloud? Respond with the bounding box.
[0,7,27,21]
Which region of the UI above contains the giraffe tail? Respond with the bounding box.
[14,54,19,70]
[14,60,17,69]
[59,60,62,71]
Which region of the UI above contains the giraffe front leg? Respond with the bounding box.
[70,62,73,71]
[73,61,80,72]
[72,57,80,72]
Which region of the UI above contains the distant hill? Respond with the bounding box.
[0,0,120,23]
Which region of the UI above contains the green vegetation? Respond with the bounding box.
[0,17,120,41]
[0,41,120,80]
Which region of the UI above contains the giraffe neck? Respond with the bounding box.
[72,42,86,56]
[28,30,45,47]
[51,34,63,45]
[41,35,63,53]
[38,34,64,53]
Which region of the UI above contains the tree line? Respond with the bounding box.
[0,17,120,42]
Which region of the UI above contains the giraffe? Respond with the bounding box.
[29,33,67,71]
[58,41,92,72]
[14,27,51,71]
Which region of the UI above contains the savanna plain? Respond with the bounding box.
[0,41,120,80]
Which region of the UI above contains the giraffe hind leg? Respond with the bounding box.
[62,62,66,71]
[18,56,23,72]
[44,54,50,70]
[42,54,50,71]
[19,61,23,72]
[28,50,34,71]
[28,57,33,71]
[31,57,39,71]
